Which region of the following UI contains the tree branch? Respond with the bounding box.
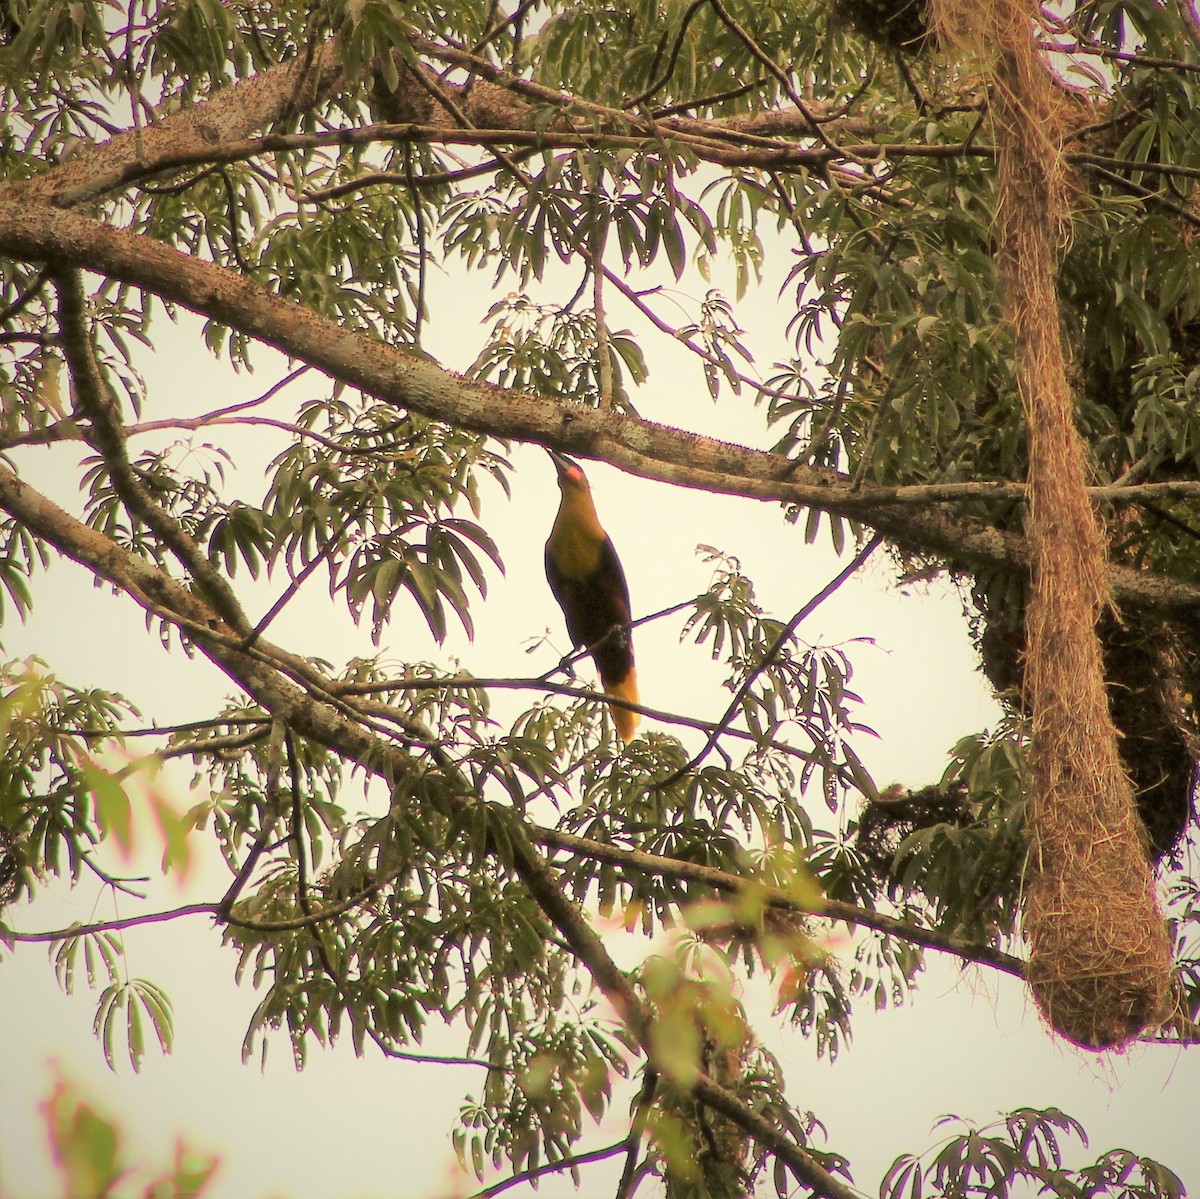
[52,268,254,637]
[7,23,1195,238]
[3,903,222,942]
[616,1069,659,1199]
[532,826,1027,978]
[2,42,349,209]
[338,673,833,766]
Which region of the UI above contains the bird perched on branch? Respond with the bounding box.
[543,450,640,741]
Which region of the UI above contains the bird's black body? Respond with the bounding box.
[543,450,639,740]
[544,533,634,688]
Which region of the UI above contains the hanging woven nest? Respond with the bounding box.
[926,0,1176,1048]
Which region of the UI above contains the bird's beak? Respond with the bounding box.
[545,448,579,476]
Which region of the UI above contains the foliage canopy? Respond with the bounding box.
[0,0,1198,1195]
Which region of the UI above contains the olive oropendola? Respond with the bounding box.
[543,450,640,741]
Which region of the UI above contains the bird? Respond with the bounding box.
[543,449,640,741]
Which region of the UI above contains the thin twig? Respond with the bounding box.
[470,0,543,56]
[242,501,368,649]
[79,853,149,900]
[626,0,711,108]
[704,0,848,156]
[404,144,429,345]
[5,904,223,942]
[591,191,614,410]
[616,1069,659,1199]
[656,535,883,788]
[0,267,52,325]
[469,1141,631,1198]
[219,720,287,913]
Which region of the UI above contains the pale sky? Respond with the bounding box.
[1,249,1197,1199]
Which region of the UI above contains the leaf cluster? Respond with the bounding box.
[884,1108,1186,1199]
[262,397,507,643]
[37,1073,217,1199]
[0,659,139,902]
[1,0,1198,1194]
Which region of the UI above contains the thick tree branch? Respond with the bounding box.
[2,42,349,209]
[0,35,868,212]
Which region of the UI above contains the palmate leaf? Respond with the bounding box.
[93,978,174,1073]
[206,502,272,580]
[886,1110,1187,1199]
[53,928,123,995]
[259,399,507,643]
[0,662,142,897]
[343,515,503,644]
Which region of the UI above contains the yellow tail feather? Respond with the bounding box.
[605,669,640,742]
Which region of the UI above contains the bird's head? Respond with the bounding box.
[546,449,590,493]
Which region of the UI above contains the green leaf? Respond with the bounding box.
[78,758,132,856]
[42,1080,122,1199]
